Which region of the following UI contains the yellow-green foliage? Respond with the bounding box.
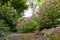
[39,0,60,30]
[19,19,39,33]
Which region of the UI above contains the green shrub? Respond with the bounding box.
[0,19,10,36]
[19,19,39,33]
[0,19,8,27]
[0,27,10,37]
[0,0,28,11]
[39,0,60,30]
[0,5,18,31]
[0,0,28,32]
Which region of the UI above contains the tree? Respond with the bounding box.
[0,0,28,32]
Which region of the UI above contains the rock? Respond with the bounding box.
[47,38,51,40]
[7,33,47,40]
[40,28,55,37]
[53,27,60,38]
[40,26,60,40]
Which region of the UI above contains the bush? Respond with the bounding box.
[0,0,28,32]
[0,27,10,37]
[0,19,10,36]
[18,19,39,33]
[0,4,18,31]
[39,0,60,30]
[0,19,8,27]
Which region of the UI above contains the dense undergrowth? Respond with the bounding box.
[0,0,28,36]
[0,1,60,40]
[38,0,60,30]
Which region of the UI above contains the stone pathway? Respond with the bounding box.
[6,33,48,40]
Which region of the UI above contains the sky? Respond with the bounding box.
[23,0,38,18]
[23,8,33,18]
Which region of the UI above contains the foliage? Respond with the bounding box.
[0,18,10,36]
[0,5,18,31]
[0,0,28,32]
[0,19,8,27]
[19,19,39,33]
[0,0,28,11]
[39,0,60,30]
[0,27,10,36]
[37,0,44,6]
[0,12,10,36]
